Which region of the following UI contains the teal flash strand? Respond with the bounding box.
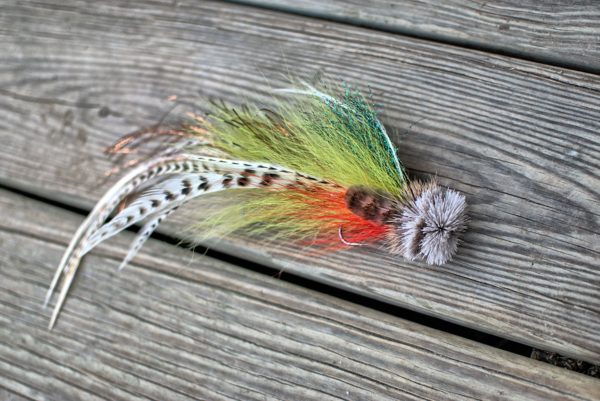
[322,84,402,182]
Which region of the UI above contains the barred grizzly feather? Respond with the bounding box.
[45,80,468,329]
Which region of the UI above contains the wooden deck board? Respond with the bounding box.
[239,0,600,73]
[0,0,599,363]
[1,188,599,400]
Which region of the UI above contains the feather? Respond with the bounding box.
[45,81,468,329]
[46,154,335,329]
[116,205,178,271]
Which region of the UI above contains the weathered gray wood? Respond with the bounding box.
[0,0,599,363]
[1,188,599,400]
[238,0,600,73]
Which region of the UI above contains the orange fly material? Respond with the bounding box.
[282,186,388,249]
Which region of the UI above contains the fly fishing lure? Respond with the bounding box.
[45,81,467,329]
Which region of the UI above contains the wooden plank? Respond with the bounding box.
[238,0,600,73]
[0,0,599,362]
[1,189,599,400]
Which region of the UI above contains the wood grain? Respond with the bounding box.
[1,188,599,400]
[0,0,599,362]
[238,0,600,73]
